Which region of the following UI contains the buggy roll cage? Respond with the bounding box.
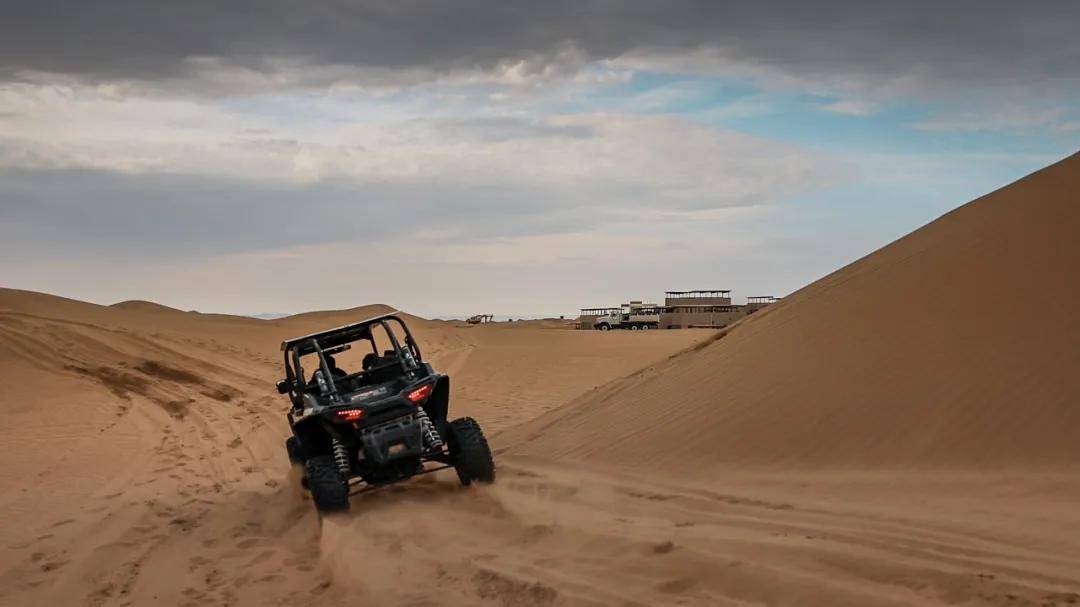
[279,313,424,403]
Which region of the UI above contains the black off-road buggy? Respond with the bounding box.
[276,313,494,512]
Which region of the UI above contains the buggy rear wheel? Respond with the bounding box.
[304,455,350,512]
[446,417,495,486]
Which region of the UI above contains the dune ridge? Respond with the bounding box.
[504,152,1080,471]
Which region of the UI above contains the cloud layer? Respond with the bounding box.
[0,110,844,260]
[4,1,1078,97]
[1,2,1076,315]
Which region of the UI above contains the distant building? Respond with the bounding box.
[659,290,744,329]
[663,290,732,306]
[745,296,781,314]
[577,290,779,330]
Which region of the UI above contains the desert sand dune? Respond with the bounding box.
[505,151,1080,471]
[0,289,707,605]
[1,153,1079,606]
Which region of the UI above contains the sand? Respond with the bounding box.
[0,290,708,605]
[506,151,1080,470]
[1,152,1078,606]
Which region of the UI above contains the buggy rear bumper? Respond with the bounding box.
[359,415,423,466]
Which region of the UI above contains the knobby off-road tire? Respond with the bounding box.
[447,417,495,486]
[305,455,350,512]
[286,436,306,465]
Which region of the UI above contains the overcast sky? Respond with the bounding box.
[2,1,1078,317]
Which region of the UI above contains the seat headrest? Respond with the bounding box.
[362,352,379,370]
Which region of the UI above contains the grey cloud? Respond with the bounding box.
[436,117,595,142]
[0,166,611,259]
[2,1,1077,95]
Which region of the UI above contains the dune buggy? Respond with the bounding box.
[276,312,494,512]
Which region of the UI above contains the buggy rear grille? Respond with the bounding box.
[361,414,416,437]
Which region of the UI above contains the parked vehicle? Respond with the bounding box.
[593,301,660,330]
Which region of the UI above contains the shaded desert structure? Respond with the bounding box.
[1,152,1078,606]
[579,290,780,330]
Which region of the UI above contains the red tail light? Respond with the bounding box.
[406,383,433,404]
[335,408,364,422]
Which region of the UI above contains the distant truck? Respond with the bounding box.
[593,301,660,331]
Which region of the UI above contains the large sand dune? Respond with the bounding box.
[1,153,1078,606]
[506,151,1080,471]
